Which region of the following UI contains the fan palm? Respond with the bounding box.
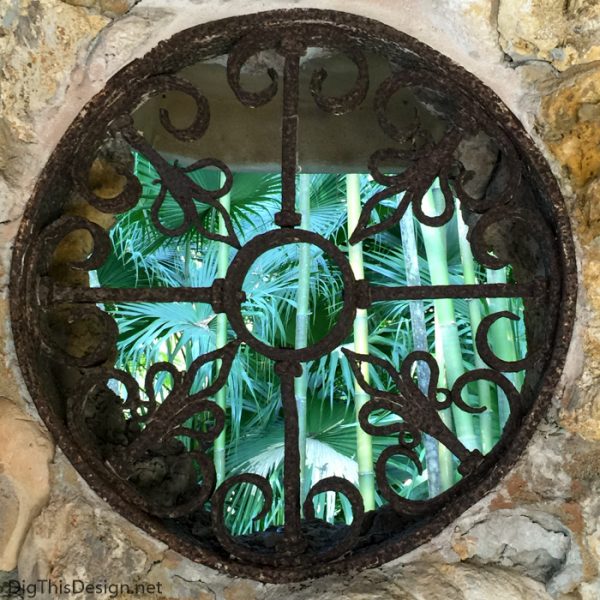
[95,152,526,530]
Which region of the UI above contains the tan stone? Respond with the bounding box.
[100,0,132,16]
[18,489,223,598]
[0,0,109,144]
[450,509,576,585]
[498,0,600,70]
[0,477,20,555]
[0,299,28,410]
[0,397,54,570]
[584,243,600,314]
[540,70,600,189]
[258,563,554,600]
[19,497,151,586]
[582,494,600,579]
[548,122,600,188]
[144,549,220,599]
[451,536,473,561]
[583,179,600,234]
[63,0,96,7]
[562,253,600,441]
[224,581,259,600]
[560,397,600,442]
[498,0,567,57]
[434,563,553,600]
[581,580,600,600]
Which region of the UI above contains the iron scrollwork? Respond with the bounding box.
[10,10,575,582]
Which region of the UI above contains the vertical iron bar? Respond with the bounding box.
[276,361,306,552]
[275,46,303,228]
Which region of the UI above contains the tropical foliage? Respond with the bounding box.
[94,151,527,534]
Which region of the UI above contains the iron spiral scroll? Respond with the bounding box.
[11,10,576,582]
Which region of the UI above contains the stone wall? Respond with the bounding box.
[1,1,599,599]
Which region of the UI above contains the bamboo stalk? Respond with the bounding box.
[294,174,311,500]
[399,204,442,497]
[485,267,522,429]
[346,174,375,511]
[434,316,457,489]
[214,173,231,485]
[455,203,497,454]
[182,239,203,452]
[419,189,481,462]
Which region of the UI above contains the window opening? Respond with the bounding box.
[11,10,576,582]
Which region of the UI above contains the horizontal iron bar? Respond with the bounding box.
[49,285,215,304]
[47,280,543,305]
[369,282,542,301]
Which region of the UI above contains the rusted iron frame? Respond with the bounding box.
[9,9,577,583]
[47,281,541,305]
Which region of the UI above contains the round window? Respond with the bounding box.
[11,9,576,582]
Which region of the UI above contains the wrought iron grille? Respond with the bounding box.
[11,10,576,582]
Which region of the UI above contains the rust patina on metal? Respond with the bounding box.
[10,9,576,583]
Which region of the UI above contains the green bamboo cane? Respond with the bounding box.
[346,173,375,511]
[485,267,522,430]
[294,174,311,500]
[183,238,202,452]
[399,204,442,497]
[419,188,480,458]
[455,203,497,454]
[214,172,231,485]
[434,316,457,489]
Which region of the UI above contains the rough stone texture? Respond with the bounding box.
[452,510,570,579]
[258,563,554,600]
[537,65,600,446]
[450,509,585,596]
[498,0,600,70]
[0,398,53,571]
[539,69,600,190]
[18,498,154,596]
[0,301,26,408]
[0,0,109,145]
[0,1,600,599]
[62,0,140,18]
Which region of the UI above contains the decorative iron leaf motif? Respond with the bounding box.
[67,343,239,518]
[349,131,460,244]
[343,349,485,476]
[10,10,575,583]
[118,122,239,247]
